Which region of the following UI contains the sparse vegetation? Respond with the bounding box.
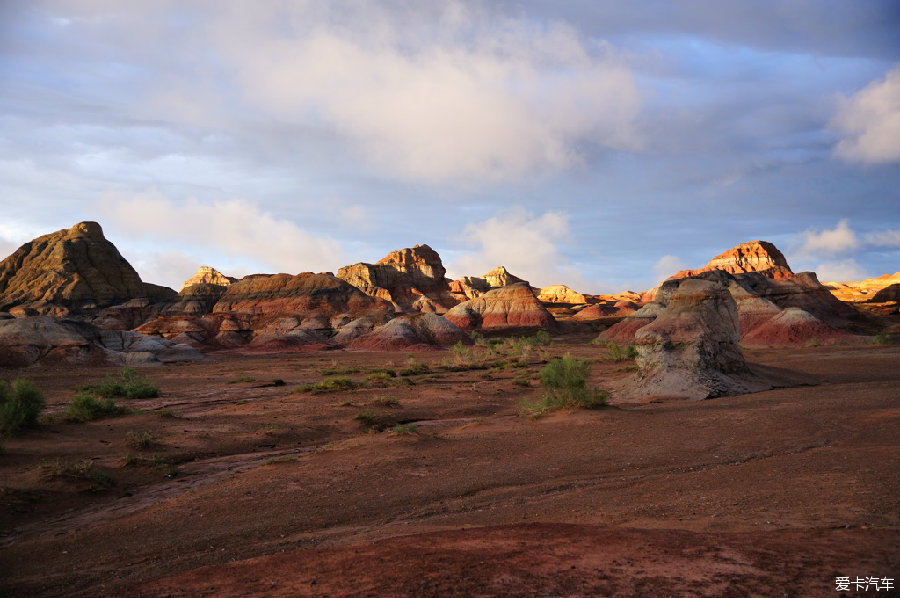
[155,407,177,418]
[42,459,116,491]
[321,366,361,375]
[354,409,388,431]
[367,368,397,378]
[370,395,400,408]
[871,333,898,345]
[227,375,256,384]
[399,363,430,376]
[125,429,158,450]
[600,341,638,361]
[121,454,176,475]
[86,368,160,399]
[264,455,297,465]
[0,378,46,434]
[520,354,608,417]
[391,424,419,435]
[64,391,129,422]
[365,372,394,387]
[298,377,358,394]
[271,379,286,387]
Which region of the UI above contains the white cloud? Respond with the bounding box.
[864,228,900,248]
[652,255,686,283]
[126,250,201,291]
[832,64,900,164]
[796,219,859,257]
[187,3,641,183]
[95,189,345,278]
[814,258,869,282]
[448,207,585,289]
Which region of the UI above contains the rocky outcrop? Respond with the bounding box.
[601,267,859,347]
[0,316,203,367]
[622,279,768,401]
[337,244,456,313]
[870,283,900,303]
[741,307,854,347]
[180,266,236,291]
[0,222,177,317]
[823,272,900,303]
[671,241,794,280]
[537,285,587,305]
[444,282,554,330]
[138,272,394,350]
[449,266,529,303]
[349,313,469,351]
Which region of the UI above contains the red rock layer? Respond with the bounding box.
[444,283,555,330]
[671,241,794,280]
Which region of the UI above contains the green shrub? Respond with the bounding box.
[125,430,157,450]
[365,372,394,387]
[354,409,388,431]
[42,459,116,491]
[88,368,159,399]
[321,366,361,375]
[520,355,607,417]
[399,363,430,376]
[64,391,129,422]
[227,375,256,384]
[300,377,357,394]
[391,424,419,435]
[531,330,553,346]
[0,378,46,433]
[370,395,400,408]
[367,368,397,378]
[602,341,637,362]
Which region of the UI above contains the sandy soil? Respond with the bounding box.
[1,337,898,597]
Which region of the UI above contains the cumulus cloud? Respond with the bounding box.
[95,189,345,278]
[814,258,869,282]
[832,64,900,164]
[449,207,583,289]
[652,255,686,283]
[171,2,641,183]
[864,228,900,248]
[796,219,859,257]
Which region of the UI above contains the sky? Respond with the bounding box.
[1,0,898,293]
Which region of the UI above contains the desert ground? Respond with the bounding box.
[1,333,898,597]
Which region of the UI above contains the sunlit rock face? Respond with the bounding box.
[180,266,236,291]
[537,285,586,305]
[0,221,176,317]
[670,241,794,280]
[822,272,900,303]
[449,265,529,303]
[625,279,765,400]
[349,313,469,350]
[444,282,555,330]
[337,244,457,313]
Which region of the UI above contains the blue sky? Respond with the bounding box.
[1,1,898,292]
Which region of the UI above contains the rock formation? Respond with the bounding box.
[623,279,768,400]
[537,285,587,305]
[337,244,456,313]
[449,266,529,302]
[444,282,555,330]
[349,313,469,350]
[823,272,900,303]
[670,241,794,280]
[741,307,854,346]
[870,283,900,303]
[0,221,176,317]
[0,316,202,367]
[180,266,236,291]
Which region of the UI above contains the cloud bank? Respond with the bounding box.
[832,64,900,164]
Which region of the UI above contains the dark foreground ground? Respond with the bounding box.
[1,337,898,597]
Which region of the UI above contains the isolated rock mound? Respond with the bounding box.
[671,241,794,280]
[337,244,456,313]
[869,283,900,303]
[180,266,236,291]
[537,285,587,305]
[444,282,554,330]
[742,308,855,346]
[350,313,469,350]
[0,221,176,317]
[623,279,767,401]
[0,316,203,367]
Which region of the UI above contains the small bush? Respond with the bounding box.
[365,372,394,387]
[122,453,175,474]
[354,409,388,431]
[300,377,357,394]
[531,330,553,346]
[125,430,157,450]
[155,407,177,418]
[603,341,637,362]
[391,424,419,435]
[42,459,116,491]
[399,363,430,376]
[64,391,129,422]
[227,375,256,384]
[520,355,607,417]
[321,366,361,375]
[88,368,159,399]
[367,368,397,378]
[370,395,400,408]
[271,379,286,387]
[0,378,46,433]
[871,333,898,345]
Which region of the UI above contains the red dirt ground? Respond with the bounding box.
[1,336,898,597]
